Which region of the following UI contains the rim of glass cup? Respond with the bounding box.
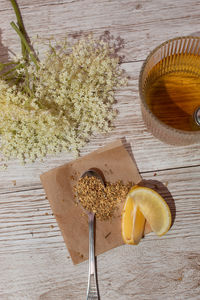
[139,36,200,139]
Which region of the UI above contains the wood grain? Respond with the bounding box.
[0,0,200,299]
[0,61,199,194]
[0,167,200,299]
[1,0,200,63]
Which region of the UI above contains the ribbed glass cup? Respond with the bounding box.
[139,36,200,145]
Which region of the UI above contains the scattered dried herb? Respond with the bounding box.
[74,176,132,220]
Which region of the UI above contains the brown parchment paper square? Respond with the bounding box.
[40,140,142,264]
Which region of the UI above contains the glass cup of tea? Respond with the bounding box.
[139,36,200,145]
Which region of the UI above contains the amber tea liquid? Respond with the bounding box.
[144,54,200,131]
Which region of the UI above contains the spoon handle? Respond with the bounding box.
[87,213,99,300]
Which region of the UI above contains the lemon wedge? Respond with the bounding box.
[122,186,172,244]
[121,193,146,245]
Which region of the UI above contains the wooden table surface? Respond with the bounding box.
[0,1,200,299]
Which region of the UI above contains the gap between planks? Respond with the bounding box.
[0,163,199,196]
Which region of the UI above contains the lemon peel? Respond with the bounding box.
[122,186,172,245]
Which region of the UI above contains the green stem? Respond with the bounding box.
[10,21,39,69]
[0,61,18,67]
[9,0,25,31]
[3,75,18,82]
[9,61,18,65]
[24,65,34,97]
[9,0,28,60]
[0,63,24,77]
[23,83,34,97]
[0,61,18,73]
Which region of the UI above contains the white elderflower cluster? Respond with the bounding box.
[0,35,126,163]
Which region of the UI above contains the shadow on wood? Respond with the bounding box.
[39,285,80,300]
[120,137,141,180]
[138,179,176,228]
[0,29,9,63]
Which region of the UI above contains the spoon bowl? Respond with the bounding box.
[80,168,105,300]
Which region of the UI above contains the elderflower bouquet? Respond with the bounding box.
[0,0,126,164]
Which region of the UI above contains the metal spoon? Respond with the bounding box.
[80,169,105,300]
[194,106,200,126]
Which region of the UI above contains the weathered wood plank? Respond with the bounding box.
[1,0,75,10]
[0,166,199,299]
[0,236,199,300]
[1,0,200,63]
[0,1,200,299]
[0,61,199,194]
[1,165,200,252]
[0,0,199,195]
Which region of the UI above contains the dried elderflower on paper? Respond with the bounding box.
[74,175,132,221]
